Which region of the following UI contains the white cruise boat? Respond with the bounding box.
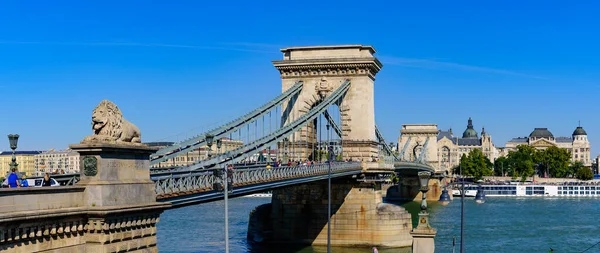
[242,193,273,198]
[452,188,477,197]
[455,184,600,197]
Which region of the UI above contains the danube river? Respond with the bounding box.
[157,197,600,252]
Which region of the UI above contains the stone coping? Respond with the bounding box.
[0,202,171,222]
[0,186,86,196]
[272,57,382,69]
[86,202,171,216]
[69,143,159,153]
[280,44,375,52]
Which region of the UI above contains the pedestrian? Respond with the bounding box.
[42,173,52,187]
[20,175,29,187]
[372,247,379,253]
[7,168,20,188]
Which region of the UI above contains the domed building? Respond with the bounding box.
[503,125,591,166]
[435,117,496,174]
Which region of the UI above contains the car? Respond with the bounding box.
[2,178,60,188]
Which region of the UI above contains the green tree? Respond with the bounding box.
[457,149,493,181]
[494,156,508,176]
[575,166,593,180]
[570,161,588,179]
[535,146,571,178]
[506,145,536,182]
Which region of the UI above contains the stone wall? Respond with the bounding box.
[0,143,170,253]
[386,178,443,202]
[249,179,413,248]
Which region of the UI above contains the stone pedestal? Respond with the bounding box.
[70,143,170,253]
[411,228,436,253]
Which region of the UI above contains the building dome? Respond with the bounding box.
[462,117,478,139]
[573,126,587,136]
[529,128,554,138]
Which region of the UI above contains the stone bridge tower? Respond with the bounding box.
[273,45,382,162]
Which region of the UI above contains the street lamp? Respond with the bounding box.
[216,138,222,155]
[438,176,451,206]
[327,145,334,253]
[8,134,19,172]
[416,171,432,229]
[206,134,214,158]
[475,180,486,204]
[223,163,230,253]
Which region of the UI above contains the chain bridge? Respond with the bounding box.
[0,45,440,253]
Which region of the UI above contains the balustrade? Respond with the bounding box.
[154,162,361,199]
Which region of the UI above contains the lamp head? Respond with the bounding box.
[205,133,214,147]
[216,138,222,149]
[8,134,19,151]
[418,171,431,192]
[327,146,334,161]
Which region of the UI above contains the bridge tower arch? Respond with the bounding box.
[273,45,382,162]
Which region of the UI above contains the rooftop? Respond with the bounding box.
[529,128,554,138]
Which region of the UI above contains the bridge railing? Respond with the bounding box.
[154,161,361,199]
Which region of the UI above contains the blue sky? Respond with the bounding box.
[0,1,598,156]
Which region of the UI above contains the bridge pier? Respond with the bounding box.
[386,177,444,202]
[248,178,414,249]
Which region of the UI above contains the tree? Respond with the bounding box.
[457,149,493,181]
[575,165,593,180]
[494,156,508,176]
[506,145,536,182]
[570,161,588,179]
[535,146,571,178]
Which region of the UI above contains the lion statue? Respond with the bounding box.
[82,100,142,144]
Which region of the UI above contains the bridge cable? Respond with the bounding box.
[171,80,350,171]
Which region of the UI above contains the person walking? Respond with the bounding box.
[7,168,20,188]
[42,173,52,187]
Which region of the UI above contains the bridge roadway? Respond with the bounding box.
[153,161,362,207]
[29,161,434,208]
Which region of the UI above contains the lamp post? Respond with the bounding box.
[283,138,289,163]
[8,134,19,172]
[416,171,432,229]
[206,134,214,159]
[460,174,465,253]
[223,163,230,253]
[327,145,333,253]
[216,138,222,156]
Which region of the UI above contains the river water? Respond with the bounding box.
[157,196,600,252]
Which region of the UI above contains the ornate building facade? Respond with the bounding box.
[436,118,496,174]
[504,126,592,166]
[34,149,80,176]
[397,118,497,175]
[0,151,42,177]
[147,138,244,168]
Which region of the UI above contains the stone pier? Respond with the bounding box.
[248,178,414,249]
[386,177,444,202]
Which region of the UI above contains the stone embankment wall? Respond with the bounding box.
[248,179,413,248]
